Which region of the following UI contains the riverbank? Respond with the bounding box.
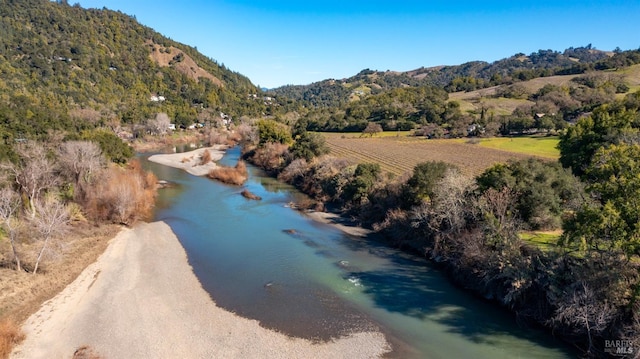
[11,221,391,358]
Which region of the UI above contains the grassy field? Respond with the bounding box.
[321,133,557,177]
[474,136,560,158]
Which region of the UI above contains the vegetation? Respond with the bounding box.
[476,159,584,230]
[2,0,640,356]
[240,90,640,356]
[207,161,248,186]
[0,0,282,162]
[0,318,24,359]
[474,136,560,158]
[321,133,539,177]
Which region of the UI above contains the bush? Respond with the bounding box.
[208,161,248,185]
[0,318,24,359]
[200,150,212,165]
[83,160,157,224]
[250,142,289,172]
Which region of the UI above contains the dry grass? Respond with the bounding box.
[0,318,24,359]
[321,133,546,177]
[0,222,120,358]
[83,160,157,224]
[199,150,212,165]
[208,160,248,185]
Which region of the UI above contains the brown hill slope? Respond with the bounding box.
[147,41,223,86]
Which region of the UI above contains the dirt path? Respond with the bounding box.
[11,222,390,359]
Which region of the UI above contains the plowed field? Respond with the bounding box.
[322,133,553,177]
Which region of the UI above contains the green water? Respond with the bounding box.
[143,148,573,358]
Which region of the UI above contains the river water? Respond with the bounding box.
[142,147,573,358]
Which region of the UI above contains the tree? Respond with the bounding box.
[1,142,60,218]
[0,188,23,271]
[343,163,380,205]
[79,129,133,164]
[146,113,172,135]
[477,159,585,230]
[404,161,454,206]
[57,141,105,188]
[362,122,383,137]
[32,196,70,275]
[289,131,330,161]
[558,104,638,176]
[562,144,640,256]
[256,119,293,145]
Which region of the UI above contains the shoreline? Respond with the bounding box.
[11,221,391,359]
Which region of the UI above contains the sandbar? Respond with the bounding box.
[11,222,390,359]
[147,146,225,176]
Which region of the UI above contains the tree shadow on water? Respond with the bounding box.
[344,235,573,355]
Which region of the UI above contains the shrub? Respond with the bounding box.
[83,160,157,224]
[200,150,212,165]
[250,142,289,172]
[256,119,293,145]
[0,318,24,359]
[208,161,248,185]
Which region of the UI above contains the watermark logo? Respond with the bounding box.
[605,340,634,357]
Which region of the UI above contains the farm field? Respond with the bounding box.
[321,133,558,177]
[474,136,560,158]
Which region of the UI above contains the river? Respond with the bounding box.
[142,147,573,358]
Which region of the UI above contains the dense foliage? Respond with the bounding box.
[0,0,272,154]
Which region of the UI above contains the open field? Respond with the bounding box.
[321,133,557,177]
[474,136,560,158]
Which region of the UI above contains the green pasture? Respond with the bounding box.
[474,136,560,159]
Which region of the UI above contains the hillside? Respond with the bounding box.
[271,47,640,136]
[0,0,271,150]
[269,46,640,109]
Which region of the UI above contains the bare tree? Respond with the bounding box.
[0,188,23,271]
[431,169,475,235]
[146,112,171,135]
[58,141,105,186]
[550,281,616,355]
[1,142,60,218]
[362,122,383,137]
[31,197,70,275]
[475,187,520,250]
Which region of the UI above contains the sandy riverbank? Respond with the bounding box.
[304,211,373,238]
[11,221,390,359]
[147,146,226,176]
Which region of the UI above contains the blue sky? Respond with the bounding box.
[75,1,640,88]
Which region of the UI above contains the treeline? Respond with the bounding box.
[269,46,640,138]
[238,90,640,356]
[290,68,633,137]
[0,138,157,274]
[269,46,638,108]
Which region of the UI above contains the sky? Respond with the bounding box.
[74,1,640,89]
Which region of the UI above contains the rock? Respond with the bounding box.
[240,189,262,200]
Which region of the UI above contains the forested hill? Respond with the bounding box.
[0,0,270,143]
[270,46,640,108]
